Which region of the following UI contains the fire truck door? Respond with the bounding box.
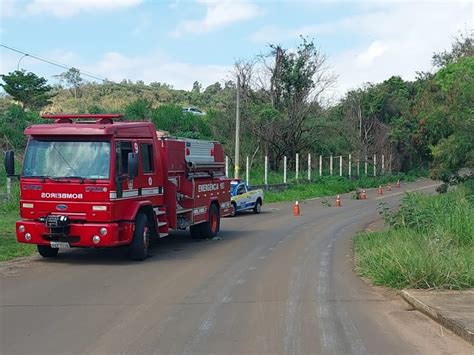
[114,141,135,198]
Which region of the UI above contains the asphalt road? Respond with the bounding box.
[0,179,471,355]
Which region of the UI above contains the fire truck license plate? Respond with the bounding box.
[50,241,70,249]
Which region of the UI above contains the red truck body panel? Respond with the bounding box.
[15,115,232,250]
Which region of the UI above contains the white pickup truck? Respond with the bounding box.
[230,179,264,217]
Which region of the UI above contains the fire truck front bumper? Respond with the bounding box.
[16,220,134,247]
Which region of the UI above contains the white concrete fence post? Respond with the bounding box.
[365,156,368,176]
[307,153,311,180]
[283,156,287,184]
[357,160,360,177]
[264,155,268,186]
[319,155,322,177]
[6,177,12,200]
[382,154,385,175]
[373,154,377,177]
[246,156,249,184]
[348,154,352,178]
[296,153,299,180]
[330,155,333,176]
[225,156,229,177]
[339,155,343,177]
[389,154,392,174]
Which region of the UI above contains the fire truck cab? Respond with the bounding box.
[4,114,232,260]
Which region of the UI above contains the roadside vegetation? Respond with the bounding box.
[0,211,34,261]
[354,182,474,290]
[264,174,418,203]
[0,159,35,261]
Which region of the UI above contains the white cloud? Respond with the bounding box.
[171,0,261,37]
[251,1,473,99]
[84,51,231,90]
[355,41,389,66]
[0,45,229,90]
[0,1,16,17]
[331,1,472,98]
[25,0,143,18]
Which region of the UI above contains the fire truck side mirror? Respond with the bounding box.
[128,152,138,180]
[4,150,15,176]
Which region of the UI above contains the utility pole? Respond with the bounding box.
[234,75,240,179]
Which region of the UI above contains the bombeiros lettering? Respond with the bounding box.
[41,192,83,199]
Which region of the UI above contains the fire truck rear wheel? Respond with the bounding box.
[200,204,220,238]
[130,213,150,261]
[37,245,59,258]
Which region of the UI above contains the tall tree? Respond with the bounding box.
[55,67,84,99]
[248,38,336,167]
[0,70,56,111]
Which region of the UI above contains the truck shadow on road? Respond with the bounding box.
[35,229,250,266]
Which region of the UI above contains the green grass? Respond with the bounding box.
[264,174,417,203]
[0,155,35,260]
[0,209,35,261]
[353,185,474,290]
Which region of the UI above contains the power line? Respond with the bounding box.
[1,43,108,82]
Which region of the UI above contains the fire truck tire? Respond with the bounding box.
[130,213,150,261]
[200,203,220,238]
[253,199,262,214]
[230,202,237,217]
[37,245,59,258]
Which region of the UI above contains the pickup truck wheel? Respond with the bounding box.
[130,213,150,261]
[200,204,220,238]
[253,199,262,214]
[37,245,59,258]
[230,202,237,217]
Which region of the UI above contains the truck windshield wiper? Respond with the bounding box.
[53,176,88,183]
[26,175,60,182]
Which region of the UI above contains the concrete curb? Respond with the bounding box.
[400,290,473,345]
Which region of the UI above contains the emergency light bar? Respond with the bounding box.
[42,114,123,124]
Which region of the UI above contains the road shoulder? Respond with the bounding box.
[401,289,474,345]
[355,216,473,347]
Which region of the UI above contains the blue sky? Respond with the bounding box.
[1,0,472,98]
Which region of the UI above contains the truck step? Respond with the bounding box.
[153,207,166,216]
[157,221,168,227]
[177,208,193,214]
[159,233,168,238]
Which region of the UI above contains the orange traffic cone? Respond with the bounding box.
[396,180,401,188]
[335,195,341,207]
[388,183,392,191]
[361,190,367,200]
[378,185,383,195]
[293,201,301,216]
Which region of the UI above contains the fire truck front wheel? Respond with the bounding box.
[129,213,150,261]
[201,203,220,238]
[37,245,59,258]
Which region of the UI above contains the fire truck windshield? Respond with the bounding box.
[23,139,111,179]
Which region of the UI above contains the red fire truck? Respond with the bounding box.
[4,114,232,260]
